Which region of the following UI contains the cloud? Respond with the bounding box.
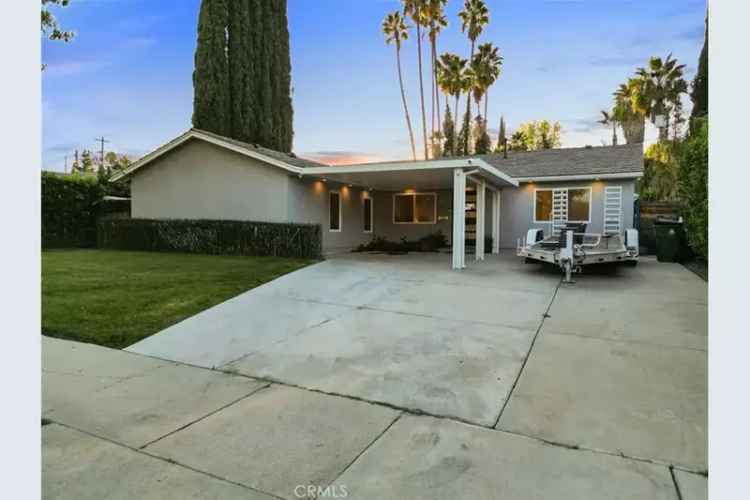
[566,116,605,134]
[43,60,110,77]
[675,24,705,42]
[120,37,157,50]
[588,55,646,68]
[300,151,385,165]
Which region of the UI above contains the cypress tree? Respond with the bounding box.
[274,0,294,152]
[192,0,230,136]
[458,110,472,155]
[193,0,293,151]
[442,104,455,157]
[229,0,256,143]
[690,14,708,120]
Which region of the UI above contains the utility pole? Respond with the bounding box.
[95,136,109,170]
[74,149,79,173]
[64,155,68,174]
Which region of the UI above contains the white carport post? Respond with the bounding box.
[475,180,485,260]
[452,169,466,270]
[491,190,501,254]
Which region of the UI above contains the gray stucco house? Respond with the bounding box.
[112,129,643,269]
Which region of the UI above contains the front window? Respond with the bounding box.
[535,190,553,222]
[567,188,591,222]
[534,188,591,223]
[393,193,436,224]
[329,191,341,231]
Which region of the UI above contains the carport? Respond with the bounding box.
[303,159,519,269]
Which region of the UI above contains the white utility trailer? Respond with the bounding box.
[517,225,639,283]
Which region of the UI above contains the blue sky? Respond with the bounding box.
[42,0,706,170]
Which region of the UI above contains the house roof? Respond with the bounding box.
[112,128,642,184]
[339,144,644,181]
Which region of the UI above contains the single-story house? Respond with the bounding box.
[111,128,643,269]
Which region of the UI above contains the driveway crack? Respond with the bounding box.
[492,277,563,428]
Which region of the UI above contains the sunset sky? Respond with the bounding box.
[42,0,706,171]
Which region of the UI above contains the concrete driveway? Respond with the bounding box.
[45,253,707,499]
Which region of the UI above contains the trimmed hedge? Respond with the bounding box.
[678,118,708,259]
[97,219,322,259]
[42,172,104,248]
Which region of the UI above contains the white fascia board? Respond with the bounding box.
[302,158,478,175]
[515,172,644,183]
[109,130,303,182]
[303,158,519,188]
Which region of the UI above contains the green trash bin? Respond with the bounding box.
[654,218,687,263]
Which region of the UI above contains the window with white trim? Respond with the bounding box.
[329,191,341,232]
[533,187,592,223]
[363,197,373,233]
[393,193,436,224]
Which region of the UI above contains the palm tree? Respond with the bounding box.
[383,11,417,161]
[474,42,502,121]
[613,82,645,144]
[458,0,490,147]
[436,53,469,155]
[403,0,429,159]
[629,54,688,142]
[598,110,619,146]
[425,0,448,141]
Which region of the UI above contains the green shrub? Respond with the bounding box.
[677,118,708,259]
[97,219,322,259]
[354,231,448,253]
[42,172,105,248]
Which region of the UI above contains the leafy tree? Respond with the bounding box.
[41,0,74,42]
[74,150,95,173]
[508,130,527,152]
[192,0,230,137]
[512,120,561,151]
[640,142,679,201]
[441,104,456,157]
[383,11,417,161]
[690,14,708,123]
[403,0,429,159]
[41,0,75,70]
[678,118,708,258]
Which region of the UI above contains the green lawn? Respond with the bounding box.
[42,250,316,349]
